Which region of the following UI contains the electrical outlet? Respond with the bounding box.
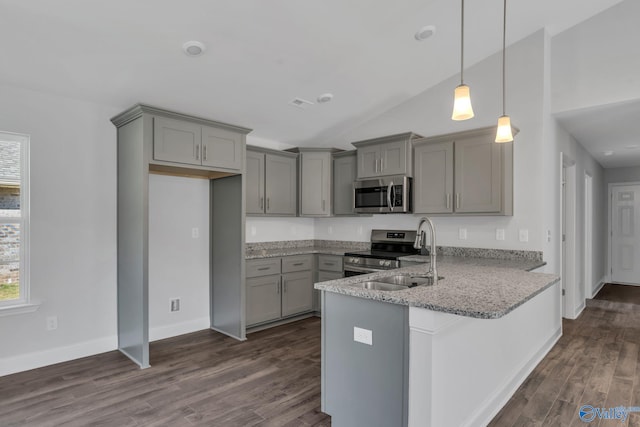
[496,229,505,241]
[546,229,552,243]
[170,299,180,312]
[353,326,372,346]
[328,226,333,235]
[519,229,529,242]
[458,228,467,240]
[191,228,199,239]
[46,316,58,331]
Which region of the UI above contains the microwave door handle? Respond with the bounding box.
[387,181,394,212]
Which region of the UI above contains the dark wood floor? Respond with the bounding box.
[490,284,640,427]
[0,318,330,427]
[2,284,639,427]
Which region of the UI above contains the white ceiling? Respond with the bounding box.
[556,100,640,169]
[0,0,626,151]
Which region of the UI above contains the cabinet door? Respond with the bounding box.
[201,125,242,171]
[454,137,502,213]
[246,151,265,214]
[246,275,282,326]
[282,271,313,317]
[300,152,331,216]
[379,140,408,176]
[153,117,201,165]
[413,141,454,213]
[333,154,357,215]
[357,145,380,179]
[265,154,297,215]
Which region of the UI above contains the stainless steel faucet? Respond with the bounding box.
[414,217,438,282]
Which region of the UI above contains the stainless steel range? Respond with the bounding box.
[343,229,420,277]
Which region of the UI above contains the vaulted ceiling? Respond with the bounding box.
[0,0,626,151]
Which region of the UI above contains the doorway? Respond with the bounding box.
[561,154,578,318]
[584,173,593,298]
[609,183,640,286]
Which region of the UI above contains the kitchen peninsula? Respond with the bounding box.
[316,257,560,427]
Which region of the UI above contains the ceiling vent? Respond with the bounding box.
[289,98,314,109]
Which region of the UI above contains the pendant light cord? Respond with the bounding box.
[502,0,507,116]
[460,0,465,85]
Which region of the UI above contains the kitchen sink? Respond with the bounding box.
[349,281,408,291]
[376,274,444,287]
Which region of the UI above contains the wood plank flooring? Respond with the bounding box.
[2,284,639,427]
[489,284,640,427]
[0,318,330,427]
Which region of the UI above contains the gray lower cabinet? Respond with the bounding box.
[315,254,343,312]
[323,292,409,427]
[246,255,314,327]
[413,126,514,215]
[332,151,357,215]
[153,116,242,172]
[246,147,297,216]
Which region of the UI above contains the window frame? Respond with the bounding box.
[0,132,35,315]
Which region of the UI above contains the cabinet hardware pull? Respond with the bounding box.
[277,280,280,294]
[203,145,207,160]
[260,197,264,210]
[195,144,200,160]
[267,198,270,210]
[322,200,325,211]
[257,267,270,271]
[324,262,334,266]
[293,262,304,266]
[446,194,451,209]
[456,193,460,209]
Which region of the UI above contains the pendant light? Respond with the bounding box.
[495,0,514,143]
[451,0,474,121]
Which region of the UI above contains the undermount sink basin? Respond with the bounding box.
[349,281,408,291]
[376,275,444,287]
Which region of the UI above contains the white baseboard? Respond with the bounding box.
[149,317,210,342]
[467,327,562,427]
[591,277,606,298]
[0,335,117,377]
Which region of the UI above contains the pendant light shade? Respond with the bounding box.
[452,0,474,121]
[452,84,474,120]
[495,0,513,143]
[495,115,513,143]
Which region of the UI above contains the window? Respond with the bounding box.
[0,132,30,310]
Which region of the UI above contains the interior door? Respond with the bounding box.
[611,184,640,285]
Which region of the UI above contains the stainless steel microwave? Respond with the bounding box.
[354,175,412,213]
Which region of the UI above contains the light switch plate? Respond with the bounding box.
[519,229,529,242]
[459,228,467,240]
[353,326,373,345]
[496,229,505,241]
[191,227,199,239]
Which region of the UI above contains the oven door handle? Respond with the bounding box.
[387,180,394,212]
[343,265,387,274]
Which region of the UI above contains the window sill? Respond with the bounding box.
[0,302,41,317]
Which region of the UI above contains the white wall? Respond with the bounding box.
[605,166,640,184]
[0,85,119,375]
[148,174,210,341]
[551,0,640,114]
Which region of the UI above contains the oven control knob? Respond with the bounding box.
[384,260,391,267]
[350,257,359,264]
[378,260,385,266]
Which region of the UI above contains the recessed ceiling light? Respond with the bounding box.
[414,25,436,41]
[289,98,314,109]
[182,41,206,57]
[603,150,614,156]
[317,93,334,103]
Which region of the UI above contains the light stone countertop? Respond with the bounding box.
[315,258,559,319]
[246,246,356,259]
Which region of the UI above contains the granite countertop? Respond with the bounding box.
[315,258,559,319]
[246,245,355,259]
[399,254,546,272]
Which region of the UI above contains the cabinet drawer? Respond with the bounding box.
[318,270,343,282]
[246,258,281,278]
[318,254,343,272]
[282,254,313,273]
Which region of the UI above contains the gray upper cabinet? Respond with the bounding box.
[413,126,514,216]
[153,117,202,166]
[152,116,244,173]
[352,132,423,179]
[333,151,357,215]
[246,147,297,216]
[295,148,338,217]
[413,141,454,213]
